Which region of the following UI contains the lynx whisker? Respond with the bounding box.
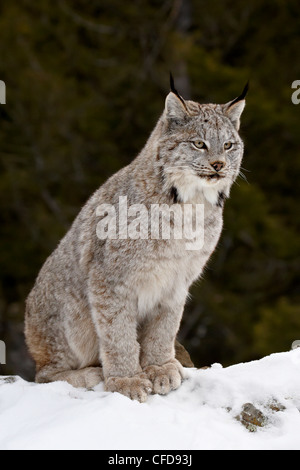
[240,165,251,173]
[238,170,249,183]
[164,166,191,172]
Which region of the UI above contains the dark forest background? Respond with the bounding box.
[0,0,299,380]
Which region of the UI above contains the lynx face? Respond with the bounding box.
[159,86,247,204]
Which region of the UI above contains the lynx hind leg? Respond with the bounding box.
[175,340,194,368]
[36,366,104,389]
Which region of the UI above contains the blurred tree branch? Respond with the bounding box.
[59,1,115,35]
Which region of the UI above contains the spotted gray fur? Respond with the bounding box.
[25,87,246,402]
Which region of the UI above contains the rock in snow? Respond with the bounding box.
[0,349,300,450]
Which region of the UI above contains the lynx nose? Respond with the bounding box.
[211,161,225,172]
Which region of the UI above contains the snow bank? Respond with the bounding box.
[1,349,300,450]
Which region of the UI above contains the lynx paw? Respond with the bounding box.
[144,359,184,395]
[104,373,152,403]
[82,367,104,388]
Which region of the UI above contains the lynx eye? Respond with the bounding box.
[193,140,207,150]
[224,141,233,150]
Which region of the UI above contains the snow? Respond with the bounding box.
[1,349,300,450]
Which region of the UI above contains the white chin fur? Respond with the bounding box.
[202,186,220,205]
[170,173,229,205]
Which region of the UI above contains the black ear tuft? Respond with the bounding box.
[229,81,249,108]
[170,72,179,96]
[169,72,186,108]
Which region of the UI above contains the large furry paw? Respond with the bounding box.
[82,367,104,388]
[143,359,184,395]
[104,373,152,403]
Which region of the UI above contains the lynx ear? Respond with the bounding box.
[223,82,249,130]
[165,92,188,119]
[165,73,188,120]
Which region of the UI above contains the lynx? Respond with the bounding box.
[25,78,247,402]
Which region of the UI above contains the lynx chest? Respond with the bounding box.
[135,207,223,317]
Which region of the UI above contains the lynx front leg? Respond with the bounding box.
[89,281,152,402]
[139,298,186,396]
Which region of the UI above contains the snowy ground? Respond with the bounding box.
[0,349,300,450]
